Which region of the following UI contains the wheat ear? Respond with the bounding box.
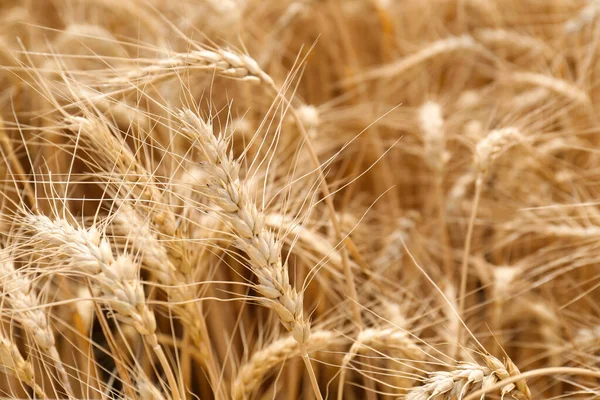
[232,330,336,400]
[510,72,589,106]
[0,331,47,398]
[23,214,182,400]
[406,355,531,400]
[178,109,309,343]
[179,109,325,399]
[358,35,487,82]
[107,47,274,86]
[0,248,73,397]
[457,128,523,347]
[474,29,554,58]
[338,327,425,400]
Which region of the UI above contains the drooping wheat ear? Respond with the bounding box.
[107,47,274,86]
[474,128,523,176]
[0,331,47,398]
[178,109,310,344]
[418,101,447,172]
[565,0,600,33]
[406,355,531,400]
[0,248,73,397]
[23,214,181,400]
[358,35,487,82]
[232,330,337,400]
[510,72,590,106]
[65,116,190,273]
[338,327,425,400]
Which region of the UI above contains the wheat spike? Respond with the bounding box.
[178,109,310,344]
[0,248,73,397]
[406,355,531,400]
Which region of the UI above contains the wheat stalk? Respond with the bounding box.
[457,128,523,346]
[418,100,452,277]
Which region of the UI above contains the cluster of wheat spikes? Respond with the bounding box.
[2,0,600,399]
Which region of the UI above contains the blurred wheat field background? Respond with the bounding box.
[0,0,599,399]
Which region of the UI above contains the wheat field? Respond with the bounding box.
[0,0,599,399]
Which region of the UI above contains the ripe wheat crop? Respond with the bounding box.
[0,0,599,399]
